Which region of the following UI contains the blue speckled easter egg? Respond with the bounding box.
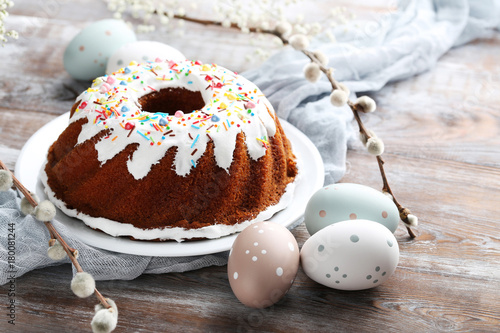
[64,19,136,81]
[106,41,185,74]
[304,183,399,235]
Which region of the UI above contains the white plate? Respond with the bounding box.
[16,112,324,257]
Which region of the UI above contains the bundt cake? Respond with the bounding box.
[41,59,298,241]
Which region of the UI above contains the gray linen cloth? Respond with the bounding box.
[1,0,499,284]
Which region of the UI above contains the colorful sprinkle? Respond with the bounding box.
[137,130,149,140]
[191,134,200,148]
[245,101,256,109]
[159,118,168,126]
[99,83,111,93]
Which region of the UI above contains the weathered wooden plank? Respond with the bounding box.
[9,256,499,333]
[0,145,20,170]
[9,0,111,23]
[355,36,500,168]
[0,16,90,113]
[0,108,58,149]
[0,74,86,114]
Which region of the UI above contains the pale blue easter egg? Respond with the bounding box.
[304,183,399,235]
[64,19,136,81]
[106,41,185,74]
[301,219,399,290]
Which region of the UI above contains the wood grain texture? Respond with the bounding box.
[1,0,499,332]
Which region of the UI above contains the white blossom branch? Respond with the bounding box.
[0,0,19,46]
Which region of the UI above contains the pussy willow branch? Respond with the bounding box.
[151,13,416,237]
[302,50,416,238]
[0,160,111,308]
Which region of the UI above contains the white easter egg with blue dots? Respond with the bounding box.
[300,219,399,291]
[106,41,186,74]
[64,19,136,81]
[304,183,400,236]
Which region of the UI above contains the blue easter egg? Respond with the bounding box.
[304,183,400,235]
[63,19,136,81]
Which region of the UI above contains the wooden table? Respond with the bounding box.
[1,1,499,332]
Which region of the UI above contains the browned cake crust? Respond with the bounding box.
[45,101,297,232]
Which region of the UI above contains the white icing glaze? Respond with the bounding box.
[40,166,298,242]
[71,59,277,179]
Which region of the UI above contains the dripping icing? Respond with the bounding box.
[72,60,277,179]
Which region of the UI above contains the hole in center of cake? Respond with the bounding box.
[138,87,205,115]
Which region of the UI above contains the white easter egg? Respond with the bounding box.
[305,183,400,235]
[228,221,300,308]
[64,19,136,81]
[106,41,186,74]
[300,219,399,291]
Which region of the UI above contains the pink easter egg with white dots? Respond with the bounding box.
[228,221,299,308]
